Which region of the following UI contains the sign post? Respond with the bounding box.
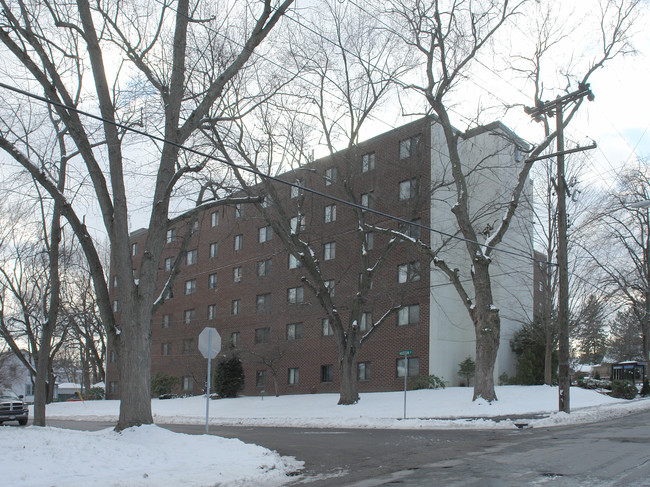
[198,327,221,434]
[399,350,413,419]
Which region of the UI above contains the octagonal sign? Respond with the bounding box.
[198,327,221,359]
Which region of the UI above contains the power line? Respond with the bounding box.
[0,81,549,267]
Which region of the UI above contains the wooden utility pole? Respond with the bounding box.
[525,83,595,413]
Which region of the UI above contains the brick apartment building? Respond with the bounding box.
[105,116,533,398]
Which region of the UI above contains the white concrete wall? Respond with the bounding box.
[429,122,534,385]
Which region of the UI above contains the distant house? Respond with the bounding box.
[0,350,34,402]
[611,361,647,384]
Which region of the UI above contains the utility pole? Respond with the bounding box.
[525,83,595,413]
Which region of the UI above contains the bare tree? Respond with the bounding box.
[585,167,650,363]
[0,0,294,429]
[387,0,640,401]
[209,0,417,404]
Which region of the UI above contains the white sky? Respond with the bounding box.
[4,385,650,486]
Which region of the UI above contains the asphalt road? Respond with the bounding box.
[45,410,650,486]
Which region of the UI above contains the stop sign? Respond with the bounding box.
[198,327,221,359]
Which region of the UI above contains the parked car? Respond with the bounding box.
[0,389,29,426]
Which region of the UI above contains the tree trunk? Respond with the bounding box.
[32,327,54,426]
[338,341,360,405]
[115,307,153,430]
[544,337,553,385]
[473,308,500,402]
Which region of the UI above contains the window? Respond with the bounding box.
[109,351,116,363]
[164,287,174,299]
[184,279,196,295]
[358,362,371,381]
[399,178,418,200]
[255,327,270,344]
[207,304,216,320]
[161,342,171,356]
[186,249,197,265]
[322,318,333,336]
[131,242,137,256]
[323,242,336,261]
[211,211,219,227]
[256,293,271,312]
[164,256,175,272]
[286,322,303,340]
[398,304,420,326]
[324,279,335,297]
[235,203,243,218]
[257,259,272,277]
[183,308,196,324]
[290,214,305,233]
[398,262,421,283]
[261,195,271,208]
[233,266,242,283]
[259,225,273,243]
[210,242,219,258]
[365,232,374,251]
[182,376,193,391]
[325,167,337,185]
[113,275,118,288]
[287,286,304,304]
[321,364,333,383]
[399,134,422,159]
[291,179,303,198]
[324,204,336,223]
[400,219,422,239]
[166,229,175,244]
[396,357,419,378]
[234,234,243,251]
[230,332,240,348]
[288,367,299,385]
[289,254,302,269]
[108,381,118,394]
[231,299,240,316]
[360,312,372,332]
[191,220,199,234]
[361,191,374,209]
[183,338,193,354]
[256,370,266,388]
[112,300,119,312]
[208,273,218,289]
[362,152,375,172]
[162,314,171,328]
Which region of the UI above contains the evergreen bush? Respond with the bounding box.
[151,372,179,398]
[611,380,637,399]
[458,357,476,387]
[407,374,446,390]
[83,387,105,400]
[641,378,650,397]
[214,356,245,398]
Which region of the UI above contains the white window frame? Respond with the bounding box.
[398,304,420,326]
[362,152,375,172]
[186,249,197,265]
[322,318,333,336]
[325,167,337,185]
[324,204,336,223]
[233,266,242,283]
[259,225,273,243]
[184,279,196,295]
[211,211,219,227]
[207,304,216,320]
[286,322,303,340]
[208,273,218,289]
[289,254,302,269]
[234,234,243,251]
[231,299,240,316]
[287,286,304,304]
[210,242,218,258]
[324,242,336,261]
[288,367,299,385]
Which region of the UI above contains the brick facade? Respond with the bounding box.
[106,116,528,399]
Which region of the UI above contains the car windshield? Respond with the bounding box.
[0,390,20,401]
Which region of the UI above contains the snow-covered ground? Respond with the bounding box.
[4,386,650,486]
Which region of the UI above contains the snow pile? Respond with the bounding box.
[43,385,648,429]
[1,424,301,487]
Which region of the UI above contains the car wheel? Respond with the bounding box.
[18,419,27,426]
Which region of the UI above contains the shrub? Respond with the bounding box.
[458,357,475,387]
[641,379,650,397]
[407,374,446,390]
[611,380,637,399]
[498,372,512,386]
[83,387,105,400]
[151,373,180,398]
[214,356,245,398]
